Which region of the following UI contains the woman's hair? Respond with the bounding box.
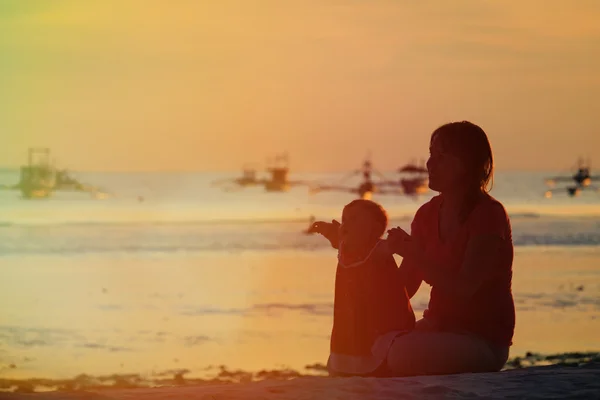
[343,199,388,238]
[430,121,494,193]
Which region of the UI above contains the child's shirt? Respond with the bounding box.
[328,242,415,376]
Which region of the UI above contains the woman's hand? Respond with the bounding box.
[308,220,341,249]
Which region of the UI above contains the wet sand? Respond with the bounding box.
[0,247,598,397]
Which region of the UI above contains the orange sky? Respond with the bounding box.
[1,0,599,172]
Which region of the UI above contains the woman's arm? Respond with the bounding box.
[413,234,505,298]
[390,204,429,299]
[375,240,422,298]
[390,201,510,299]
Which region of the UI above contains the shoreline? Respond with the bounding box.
[1,351,598,394]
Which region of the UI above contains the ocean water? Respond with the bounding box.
[1,169,600,255]
[0,169,599,381]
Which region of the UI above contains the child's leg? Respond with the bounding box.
[386,330,509,376]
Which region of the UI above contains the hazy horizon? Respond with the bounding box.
[0,162,590,174]
[2,1,599,172]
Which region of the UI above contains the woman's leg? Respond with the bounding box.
[386,329,508,377]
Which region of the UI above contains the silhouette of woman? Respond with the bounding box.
[384,121,515,376]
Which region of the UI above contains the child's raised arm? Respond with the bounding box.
[307,220,340,249]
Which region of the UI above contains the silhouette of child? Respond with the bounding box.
[309,199,415,376]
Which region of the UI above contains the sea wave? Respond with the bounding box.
[1,211,597,229]
[0,233,599,256]
[2,207,600,228]
[0,237,599,257]
[0,213,599,256]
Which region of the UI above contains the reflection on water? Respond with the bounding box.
[0,248,599,383]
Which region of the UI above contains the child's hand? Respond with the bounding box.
[386,227,413,257]
[308,220,340,249]
[388,227,410,241]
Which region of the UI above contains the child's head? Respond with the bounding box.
[340,199,388,248]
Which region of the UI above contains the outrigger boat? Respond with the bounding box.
[5,147,108,199]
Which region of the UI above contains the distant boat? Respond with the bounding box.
[309,155,429,199]
[18,148,55,199]
[12,147,109,199]
[211,152,308,193]
[264,153,292,192]
[375,160,429,196]
[397,161,429,196]
[544,157,597,198]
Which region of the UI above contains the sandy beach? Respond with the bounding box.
[3,362,599,399]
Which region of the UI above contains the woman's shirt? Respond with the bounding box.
[411,194,515,347]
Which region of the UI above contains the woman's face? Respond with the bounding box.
[426,134,467,192]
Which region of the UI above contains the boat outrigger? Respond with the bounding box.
[308,156,392,199]
[309,155,429,199]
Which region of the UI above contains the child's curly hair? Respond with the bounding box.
[343,199,388,238]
